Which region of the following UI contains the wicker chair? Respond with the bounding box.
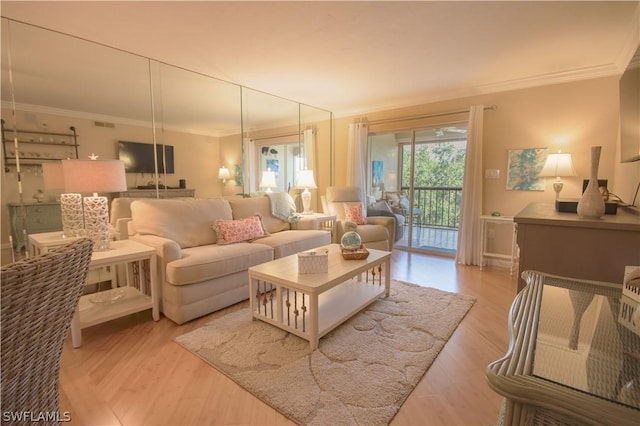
[1,238,93,424]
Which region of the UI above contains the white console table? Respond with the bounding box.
[480,215,518,275]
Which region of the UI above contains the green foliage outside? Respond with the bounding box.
[401,141,466,187]
[401,141,466,228]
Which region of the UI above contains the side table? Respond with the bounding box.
[28,232,159,348]
[486,271,640,425]
[29,231,117,289]
[293,213,336,238]
[71,239,159,347]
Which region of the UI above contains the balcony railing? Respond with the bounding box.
[400,186,462,229]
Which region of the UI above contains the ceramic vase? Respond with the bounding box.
[577,146,605,219]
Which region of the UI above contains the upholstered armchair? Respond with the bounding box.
[322,186,396,251]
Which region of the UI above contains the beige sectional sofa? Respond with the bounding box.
[126,196,331,324]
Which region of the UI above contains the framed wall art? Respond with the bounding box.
[506,148,547,191]
[372,160,383,188]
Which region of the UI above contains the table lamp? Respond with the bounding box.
[539,150,576,199]
[259,168,277,193]
[218,166,230,183]
[62,157,127,251]
[296,169,317,214]
[42,162,85,238]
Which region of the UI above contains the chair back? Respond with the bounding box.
[1,238,93,420]
[325,186,364,220]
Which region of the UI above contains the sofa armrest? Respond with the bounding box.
[131,234,182,265]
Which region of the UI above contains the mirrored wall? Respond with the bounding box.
[0,17,333,252]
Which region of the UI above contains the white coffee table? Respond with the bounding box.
[248,243,391,349]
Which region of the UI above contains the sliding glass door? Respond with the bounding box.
[369,124,467,254]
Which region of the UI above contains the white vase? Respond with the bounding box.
[577,146,605,219]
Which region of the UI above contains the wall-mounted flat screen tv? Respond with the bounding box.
[118,141,174,174]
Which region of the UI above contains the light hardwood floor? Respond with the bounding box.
[58,251,518,425]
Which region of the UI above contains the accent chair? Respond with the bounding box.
[323,186,396,251]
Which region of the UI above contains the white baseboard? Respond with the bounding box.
[485,258,517,271]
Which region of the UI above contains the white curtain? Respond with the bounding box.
[243,137,256,194]
[303,129,316,171]
[455,105,484,266]
[347,122,369,208]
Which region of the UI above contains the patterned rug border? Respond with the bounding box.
[175,280,476,425]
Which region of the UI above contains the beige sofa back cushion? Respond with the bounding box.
[229,196,290,234]
[131,198,233,248]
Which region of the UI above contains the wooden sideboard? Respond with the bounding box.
[514,202,640,291]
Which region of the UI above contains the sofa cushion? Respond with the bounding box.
[255,230,331,259]
[213,214,269,244]
[166,242,273,286]
[229,196,290,233]
[344,203,367,225]
[131,198,232,249]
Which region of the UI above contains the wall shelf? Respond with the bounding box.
[1,119,79,172]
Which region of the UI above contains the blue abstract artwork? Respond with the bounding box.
[506,148,547,191]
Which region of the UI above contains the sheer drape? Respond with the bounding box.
[347,122,369,210]
[455,105,484,265]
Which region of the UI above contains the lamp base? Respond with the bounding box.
[552,180,564,199]
[301,188,312,215]
[83,195,111,251]
[60,193,85,237]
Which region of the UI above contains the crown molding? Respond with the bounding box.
[333,64,622,119]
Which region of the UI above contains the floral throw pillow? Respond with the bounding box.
[213,214,269,244]
[344,204,367,225]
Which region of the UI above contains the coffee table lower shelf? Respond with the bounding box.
[253,279,386,345]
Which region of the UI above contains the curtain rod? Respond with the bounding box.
[368,105,497,126]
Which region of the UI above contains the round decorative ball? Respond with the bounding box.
[341,231,362,250]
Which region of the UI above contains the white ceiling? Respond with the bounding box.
[2,1,639,119]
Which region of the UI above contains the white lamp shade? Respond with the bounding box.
[42,162,65,190]
[62,159,127,193]
[218,166,231,180]
[259,169,277,189]
[295,169,317,189]
[539,153,576,178]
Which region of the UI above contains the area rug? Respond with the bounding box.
[175,280,475,425]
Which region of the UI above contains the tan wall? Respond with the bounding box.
[335,76,638,209]
[333,76,640,254]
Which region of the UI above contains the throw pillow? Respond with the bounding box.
[213,214,269,244]
[344,204,367,225]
